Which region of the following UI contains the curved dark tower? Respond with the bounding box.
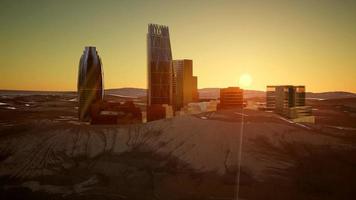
[77,47,104,121]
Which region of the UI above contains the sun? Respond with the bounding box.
[239,73,252,88]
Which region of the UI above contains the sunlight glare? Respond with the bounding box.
[239,73,252,88]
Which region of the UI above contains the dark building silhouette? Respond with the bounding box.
[217,87,244,110]
[172,59,198,111]
[192,76,199,102]
[266,85,312,119]
[147,24,173,121]
[146,104,166,122]
[147,24,173,106]
[90,101,142,125]
[77,47,104,121]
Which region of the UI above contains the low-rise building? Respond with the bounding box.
[217,87,244,110]
[90,100,142,124]
[266,85,314,122]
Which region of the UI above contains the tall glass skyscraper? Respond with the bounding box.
[147,24,173,106]
[77,47,104,121]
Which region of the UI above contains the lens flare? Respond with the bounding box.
[239,73,252,88]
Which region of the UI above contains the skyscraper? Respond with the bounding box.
[77,47,104,121]
[147,24,173,106]
[147,24,173,121]
[172,59,198,111]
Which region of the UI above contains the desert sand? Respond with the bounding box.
[0,92,355,199]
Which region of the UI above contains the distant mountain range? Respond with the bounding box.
[1,88,355,100]
[198,88,265,99]
[305,91,356,100]
[106,88,146,98]
[197,88,356,100]
[104,88,356,100]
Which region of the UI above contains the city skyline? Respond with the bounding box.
[1,0,356,92]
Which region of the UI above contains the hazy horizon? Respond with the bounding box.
[1,87,355,94]
[1,0,356,93]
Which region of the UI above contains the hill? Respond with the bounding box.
[1,88,355,100]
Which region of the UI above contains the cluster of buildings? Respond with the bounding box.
[266,85,314,122]
[77,24,201,124]
[146,24,199,121]
[76,24,313,124]
[77,47,142,124]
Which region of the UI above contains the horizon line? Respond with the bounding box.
[0,87,355,94]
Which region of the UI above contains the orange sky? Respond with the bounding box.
[0,0,355,92]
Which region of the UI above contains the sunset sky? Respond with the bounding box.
[0,0,355,92]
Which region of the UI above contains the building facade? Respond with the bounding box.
[147,24,174,121]
[192,76,199,102]
[172,59,198,111]
[266,85,313,120]
[77,46,104,121]
[218,87,244,109]
[147,24,173,106]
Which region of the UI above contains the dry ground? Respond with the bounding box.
[0,93,355,199]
